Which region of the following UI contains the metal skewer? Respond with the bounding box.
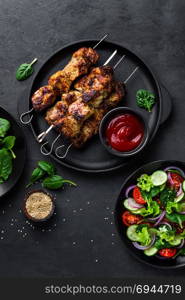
[55,65,139,160]
[20,34,109,126]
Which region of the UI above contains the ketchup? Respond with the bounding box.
[105,113,144,152]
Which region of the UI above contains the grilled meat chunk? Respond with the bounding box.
[31,85,57,111]
[48,47,99,95]
[71,82,125,147]
[75,66,114,107]
[45,91,80,127]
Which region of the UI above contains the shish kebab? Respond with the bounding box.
[39,60,139,158]
[20,34,108,125]
[37,49,119,143]
[54,67,139,159]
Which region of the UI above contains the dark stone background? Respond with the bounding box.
[0,0,185,278]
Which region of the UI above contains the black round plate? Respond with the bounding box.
[28,39,162,172]
[0,107,26,197]
[115,160,185,269]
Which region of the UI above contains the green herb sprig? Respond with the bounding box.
[136,89,156,112]
[16,58,37,81]
[26,160,77,190]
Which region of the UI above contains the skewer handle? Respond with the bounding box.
[124,67,139,84]
[40,133,61,156]
[20,108,34,125]
[37,125,54,143]
[55,143,73,159]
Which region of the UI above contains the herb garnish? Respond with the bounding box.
[27,160,77,189]
[16,58,37,81]
[136,89,156,112]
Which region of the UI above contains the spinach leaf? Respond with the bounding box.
[42,175,77,190]
[160,188,176,206]
[3,136,16,158]
[0,149,12,182]
[166,213,185,228]
[38,160,55,176]
[0,118,10,137]
[16,58,37,81]
[26,167,45,188]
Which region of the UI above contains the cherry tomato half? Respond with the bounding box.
[158,248,177,258]
[133,187,146,204]
[122,211,142,226]
[169,172,184,190]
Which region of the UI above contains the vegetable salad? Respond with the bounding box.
[122,167,185,258]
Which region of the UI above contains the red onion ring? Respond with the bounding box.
[177,239,185,249]
[167,172,173,186]
[177,184,183,196]
[178,211,185,215]
[154,211,166,227]
[164,166,185,178]
[132,234,156,250]
[128,198,144,209]
[148,210,165,222]
[125,185,136,198]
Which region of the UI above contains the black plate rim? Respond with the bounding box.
[114,159,185,269]
[0,106,26,198]
[28,39,162,173]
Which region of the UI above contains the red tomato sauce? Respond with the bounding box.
[105,114,144,152]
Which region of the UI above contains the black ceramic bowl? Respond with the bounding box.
[99,107,149,157]
[23,189,55,223]
[115,160,185,269]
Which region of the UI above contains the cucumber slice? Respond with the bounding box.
[126,225,139,241]
[144,246,158,256]
[123,198,141,211]
[182,181,185,192]
[175,192,185,203]
[151,170,168,186]
[169,236,182,246]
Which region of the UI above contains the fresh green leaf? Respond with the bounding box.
[137,174,153,192]
[160,188,176,206]
[3,136,16,158]
[26,167,45,188]
[135,226,151,246]
[166,213,185,228]
[3,136,16,149]
[0,118,10,137]
[16,58,37,81]
[166,201,181,214]
[136,89,156,112]
[0,148,12,182]
[42,175,64,190]
[38,160,55,176]
[42,175,77,190]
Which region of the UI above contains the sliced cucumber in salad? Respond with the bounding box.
[169,236,182,246]
[175,192,185,203]
[123,198,142,212]
[182,181,185,192]
[151,171,167,186]
[144,246,158,256]
[126,225,139,241]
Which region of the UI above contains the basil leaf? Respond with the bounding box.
[38,160,55,176]
[0,148,12,182]
[0,118,10,137]
[42,175,64,190]
[26,167,45,188]
[3,136,16,150]
[42,175,77,190]
[16,58,37,81]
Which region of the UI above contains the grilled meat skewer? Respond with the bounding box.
[31,47,99,112]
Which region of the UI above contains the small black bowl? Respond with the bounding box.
[99,107,149,157]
